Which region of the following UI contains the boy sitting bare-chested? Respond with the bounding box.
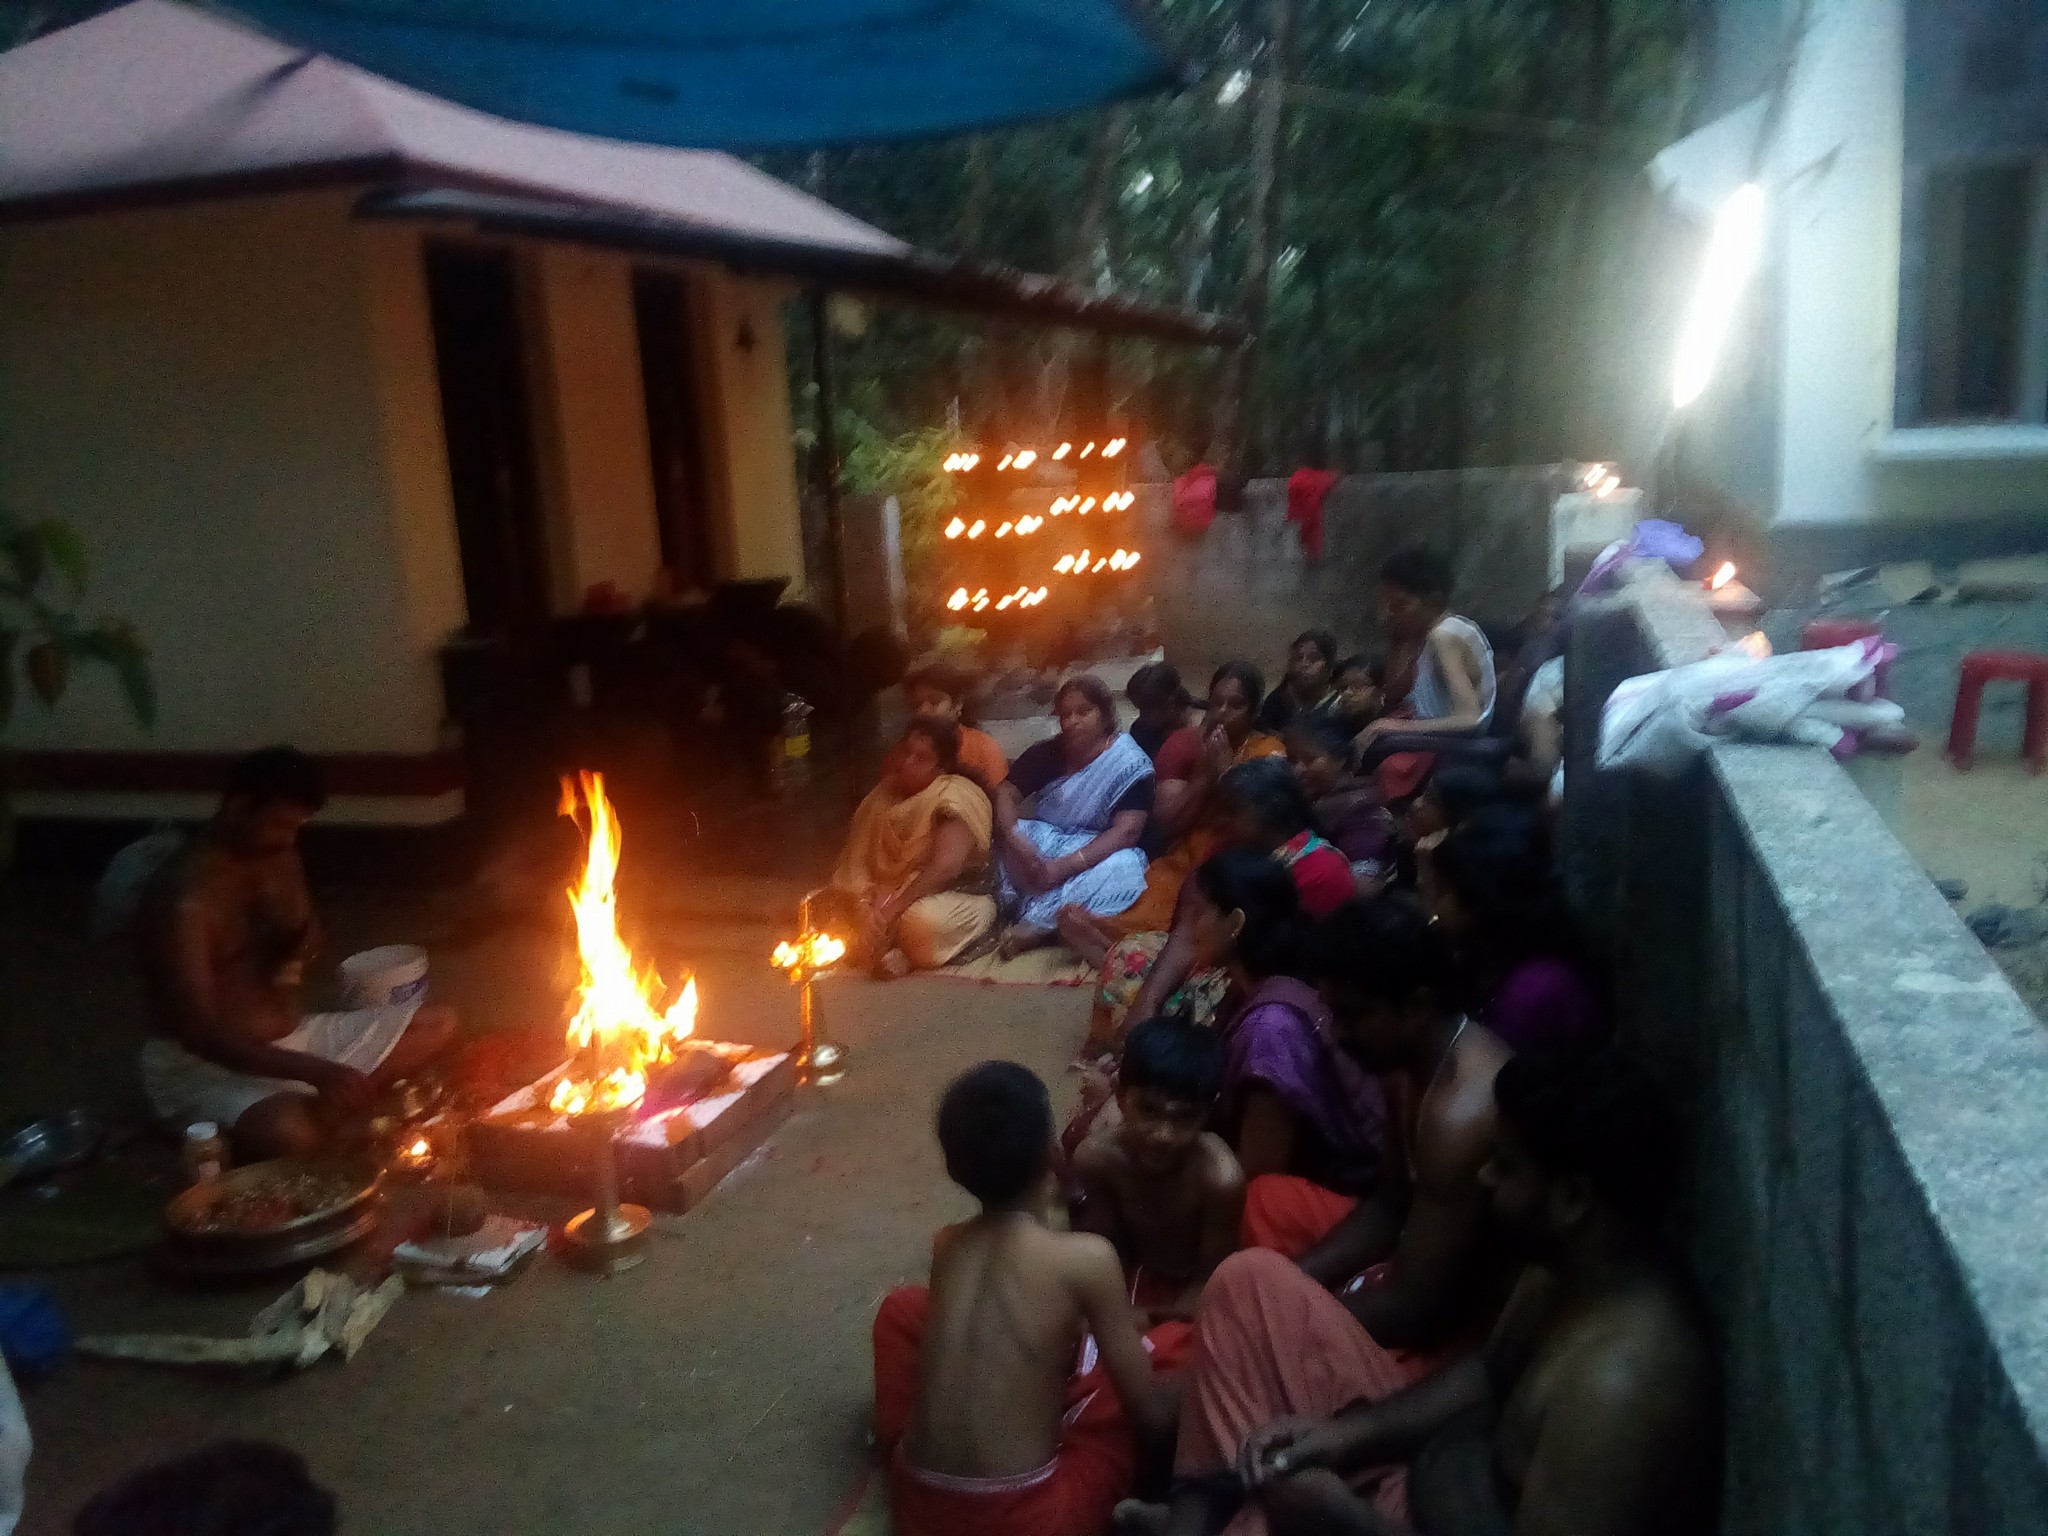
[1073,1016,1245,1324]
[873,1061,1189,1536]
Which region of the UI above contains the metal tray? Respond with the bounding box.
[159,1203,382,1279]
[164,1158,381,1244]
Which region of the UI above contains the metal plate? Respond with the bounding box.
[164,1158,381,1243]
[159,1203,382,1279]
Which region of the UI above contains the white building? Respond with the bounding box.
[1652,0,2048,555]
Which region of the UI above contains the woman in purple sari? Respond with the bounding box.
[1184,849,1385,1196]
[1429,804,1607,1055]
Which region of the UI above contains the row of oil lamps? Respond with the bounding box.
[941,438,1128,475]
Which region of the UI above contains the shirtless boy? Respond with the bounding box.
[1073,1016,1246,1323]
[872,1061,1186,1536]
[135,748,456,1160]
[1244,897,1516,1355]
[1125,1050,1719,1536]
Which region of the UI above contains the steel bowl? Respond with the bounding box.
[0,1109,105,1185]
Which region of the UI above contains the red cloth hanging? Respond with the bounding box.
[1171,463,1217,536]
[1286,467,1339,559]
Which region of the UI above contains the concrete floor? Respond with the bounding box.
[1,872,1090,1535]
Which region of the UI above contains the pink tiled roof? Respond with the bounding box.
[0,0,905,256]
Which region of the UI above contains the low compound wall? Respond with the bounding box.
[1562,565,2048,1533]
[1136,467,1570,679]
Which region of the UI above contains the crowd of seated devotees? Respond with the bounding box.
[865,558,1719,1536]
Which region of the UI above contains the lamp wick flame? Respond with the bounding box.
[1710,561,1737,592]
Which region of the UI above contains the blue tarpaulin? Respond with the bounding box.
[209,0,1183,148]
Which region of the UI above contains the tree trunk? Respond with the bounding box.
[1217,0,1293,473]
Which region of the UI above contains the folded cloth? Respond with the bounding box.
[875,1285,1192,1536]
[139,1001,421,1130]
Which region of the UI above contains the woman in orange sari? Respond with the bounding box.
[827,718,996,978]
[1057,661,1284,963]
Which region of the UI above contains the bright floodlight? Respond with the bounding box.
[1671,183,1765,410]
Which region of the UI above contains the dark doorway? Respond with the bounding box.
[632,269,717,590]
[424,243,550,631]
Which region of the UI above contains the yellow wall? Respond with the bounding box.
[692,271,807,599]
[0,190,456,760]
[528,247,664,607]
[0,195,813,818]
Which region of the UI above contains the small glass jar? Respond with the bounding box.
[182,1121,227,1187]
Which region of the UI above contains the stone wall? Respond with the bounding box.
[1136,467,1568,680]
[1563,565,2048,1533]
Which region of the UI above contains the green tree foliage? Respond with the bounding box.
[0,511,154,863]
[771,0,1701,477]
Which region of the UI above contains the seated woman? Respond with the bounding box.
[993,676,1154,958]
[1253,629,1339,735]
[1429,804,1608,1055]
[826,718,996,978]
[1284,715,1397,896]
[1125,661,1197,764]
[902,662,1008,788]
[1081,759,1354,1059]
[1077,851,1383,1196]
[1062,662,1283,960]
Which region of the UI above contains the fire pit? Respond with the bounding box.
[467,775,796,1238]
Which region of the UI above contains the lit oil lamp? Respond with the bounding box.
[395,1133,436,1177]
[1704,560,1764,621]
[773,894,849,1085]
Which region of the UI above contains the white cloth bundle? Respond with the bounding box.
[1598,640,1903,777]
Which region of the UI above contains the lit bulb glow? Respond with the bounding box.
[968,520,986,538]
[945,517,966,539]
[1014,450,1038,469]
[1092,558,1108,572]
[996,521,1013,537]
[1671,183,1765,409]
[1055,555,1075,573]
[947,587,969,610]
[1080,442,1096,458]
[1104,438,1126,457]
[999,453,1015,470]
[1053,443,1072,460]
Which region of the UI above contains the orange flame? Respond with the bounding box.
[773,933,846,972]
[1709,562,1737,591]
[548,773,698,1117]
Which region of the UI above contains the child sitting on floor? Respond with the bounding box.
[1071,1016,1245,1324]
[872,1062,1187,1536]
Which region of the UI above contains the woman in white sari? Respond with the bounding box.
[993,675,1154,956]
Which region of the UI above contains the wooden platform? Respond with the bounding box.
[466,1049,797,1213]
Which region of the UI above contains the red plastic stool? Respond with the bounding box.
[1947,651,2048,773]
[1801,619,1891,695]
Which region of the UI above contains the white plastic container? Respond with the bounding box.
[338,944,430,1009]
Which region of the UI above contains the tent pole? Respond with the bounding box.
[810,290,850,640]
